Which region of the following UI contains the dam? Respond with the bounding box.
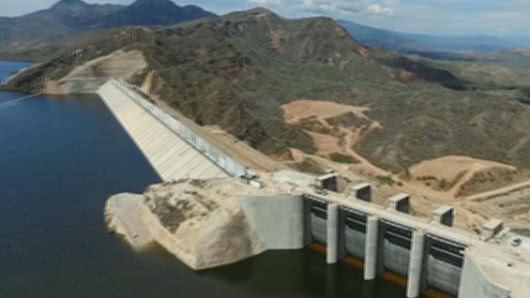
[98,79,530,298]
[97,79,254,181]
[236,175,530,298]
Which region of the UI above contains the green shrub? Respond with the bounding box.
[329,152,359,164]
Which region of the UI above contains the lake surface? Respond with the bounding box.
[0,61,407,298]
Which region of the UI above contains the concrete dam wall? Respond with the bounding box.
[97,79,253,181]
[239,195,307,250]
[293,189,529,298]
[239,192,469,297]
[459,253,511,298]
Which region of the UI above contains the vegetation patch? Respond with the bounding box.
[416,171,466,191]
[456,168,521,197]
[326,112,369,127]
[296,117,333,135]
[290,158,326,175]
[376,175,398,186]
[329,152,359,164]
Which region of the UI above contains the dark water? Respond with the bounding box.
[0,61,406,298]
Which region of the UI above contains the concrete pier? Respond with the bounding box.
[480,219,504,241]
[364,216,379,280]
[353,183,372,202]
[318,174,339,192]
[327,204,339,264]
[432,206,454,227]
[407,230,425,298]
[389,193,410,214]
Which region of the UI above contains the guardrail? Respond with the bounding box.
[110,79,255,179]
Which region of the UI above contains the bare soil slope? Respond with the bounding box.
[409,156,519,197]
[281,99,385,176]
[43,49,146,94]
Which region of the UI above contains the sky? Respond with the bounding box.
[1,0,530,37]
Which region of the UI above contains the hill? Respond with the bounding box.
[338,20,530,54]
[102,0,215,27]
[4,8,530,177]
[0,0,215,60]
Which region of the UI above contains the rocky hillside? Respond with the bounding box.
[5,8,530,174]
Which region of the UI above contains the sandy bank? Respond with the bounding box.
[104,193,155,250]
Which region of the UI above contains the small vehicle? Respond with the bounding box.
[511,238,522,247]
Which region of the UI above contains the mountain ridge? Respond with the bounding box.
[338,19,530,53]
[102,0,216,27]
[6,8,530,176]
[0,0,216,56]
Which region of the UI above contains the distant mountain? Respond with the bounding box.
[338,20,530,54]
[0,0,216,54]
[0,0,121,43]
[103,0,215,27]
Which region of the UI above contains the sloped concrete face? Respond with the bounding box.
[98,81,228,181]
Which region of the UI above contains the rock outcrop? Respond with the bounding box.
[104,179,265,270]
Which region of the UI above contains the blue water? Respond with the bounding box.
[0,61,406,298]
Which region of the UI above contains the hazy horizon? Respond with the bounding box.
[0,0,529,40]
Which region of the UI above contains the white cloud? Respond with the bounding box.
[367,3,393,15]
[249,0,280,5]
[260,0,396,17]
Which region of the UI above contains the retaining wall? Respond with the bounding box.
[239,195,306,250]
[458,253,511,298]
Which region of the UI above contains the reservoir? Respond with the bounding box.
[0,61,406,298]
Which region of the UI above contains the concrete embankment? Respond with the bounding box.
[97,80,229,181]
